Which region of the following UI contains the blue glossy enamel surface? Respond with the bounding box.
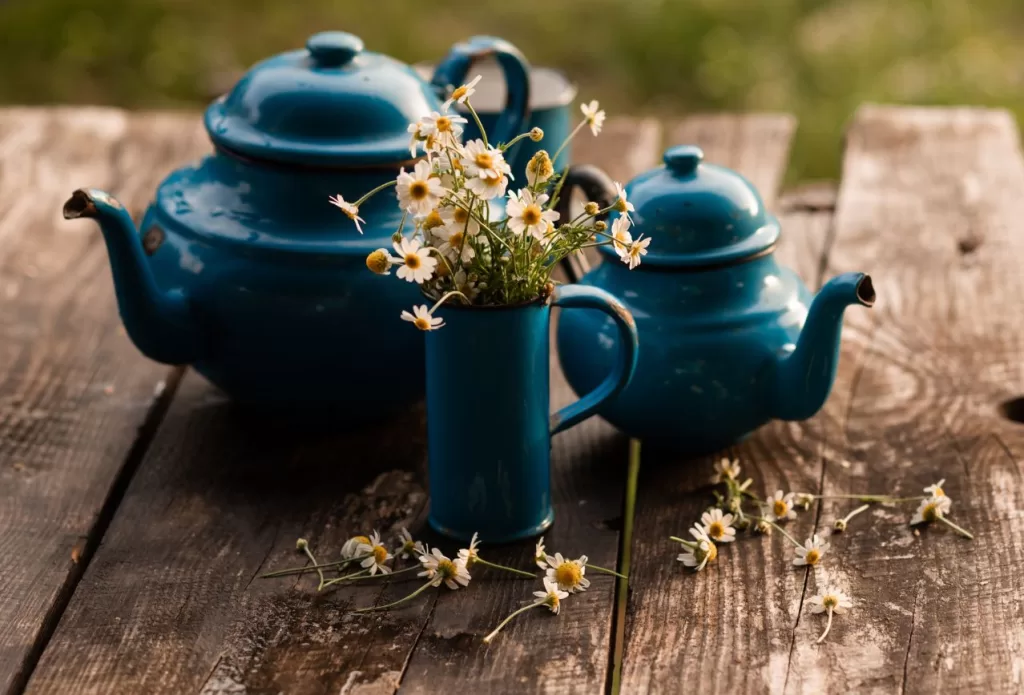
[556,147,874,454]
[426,285,638,542]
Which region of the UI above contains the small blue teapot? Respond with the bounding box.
[556,146,875,454]
[63,32,530,418]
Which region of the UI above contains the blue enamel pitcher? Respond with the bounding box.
[62,32,531,419]
[556,147,875,454]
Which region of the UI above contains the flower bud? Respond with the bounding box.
[584,201,600,216]
[296,538,309,551]
[529,127,544,142]
[613,198,629,213]
[833,519,847,532]
[366,249,394,275]
[594,220,607,231]
[392,231,404,243]
[423,209,444,230]
[755,519,772,535]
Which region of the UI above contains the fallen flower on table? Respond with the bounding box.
[355,547,472,613]
[793,534,829,567]
[673,525,718,572]
[910,489,973,539]
[832,503,870,533]
[807,587,854,644]
[544,552,592,592]
[483,577,569,644]
[459,533,538,578]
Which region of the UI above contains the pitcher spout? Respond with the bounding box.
[64,189,202,365]
[767,272,875,421]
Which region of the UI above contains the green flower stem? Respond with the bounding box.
[429,290,469,314]
[669,536,696,548]
[801,493,897,503]
[750,516,803,548]
[938,516,975,539]
[354,579,435,613]
[465,102,489,148]
[260,557,361,579]
[551,120,588,166]
[320,569,373,589]
[474,557,537,578]
[840,504,871,525]
[500,131,534,152]
[354,179,398,207]
[816,607,834,644]
[296,544,327,591]
[482,600,547,643]
[586,563,628,580]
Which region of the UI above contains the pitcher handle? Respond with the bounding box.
[550,284,638,435]
[430,36,531,146]
[554,165,618,283]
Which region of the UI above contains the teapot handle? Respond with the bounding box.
[430,36,530,146]
[554,164,618,283]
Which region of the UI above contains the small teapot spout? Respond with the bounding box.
[64,189,202,365]
[767,272,875,421]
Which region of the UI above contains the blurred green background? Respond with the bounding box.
[2,0,1023,181]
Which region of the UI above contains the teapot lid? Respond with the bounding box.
[204,32,437,167]
[607,145,780,268]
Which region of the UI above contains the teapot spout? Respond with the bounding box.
[63,189,202,365]
[768,272,875,421]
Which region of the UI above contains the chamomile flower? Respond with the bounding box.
[406,122,425,158]
[365,248,396,276]
[612,182,634,218]
[618,235,650,269]
[341,535,371,560]
[712,457,741,484]
[544,553,591,593]
[910,495,952,525]
[440,200,481,239]
[435,225,476,263]
[507,189,561,240]
[465,171,509,200]
[534,577,569,614]
[356,530,393,575]
[453,269,480,301]
[395,527,425,560]
[766,490,797,522]
[328,194,365,234]
[700,508,737,544]
[795,493,816,510]
[525,150,554,186]
[393,237,438,284]
[458,532,481,568]
[461,139,512,181]
[793,534,829,567]
[580,100,606,136]
[401,304,444,331]
[396,160,445,217]
[676,525,718,571]
[443,74,481,109]
[610,216,632,253]
[807,587,853,643]
[534,537,548,569]
[418,548,471,590]
[418,107,468,151]
[924,479,948,498]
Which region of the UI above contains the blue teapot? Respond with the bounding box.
[63,32,530,418]
[556,146,875,454]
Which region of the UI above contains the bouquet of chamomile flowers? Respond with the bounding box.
[329,76,649,330]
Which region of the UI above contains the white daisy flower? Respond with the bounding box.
[418,547,472,590]
[924,479,948,498]
[712,457,741,484]
[341,534,371,560]
[443,74,482,110]
[401,304,444,331]
[466,171,509,199]
[364,248,396,276]
[453,269,480,301]
[910,494,953,525]
[328,194,366,234]
[435,225,476,264]
[580,100,606,136]
[617,235,650,269]
[793,534,829,567]
[395,527,425,560]
[406,122,424,158]
[356,530,393,575]
[440,200,481,238]
[612,182,634,218]
[461,139,512,181]
[396,160,445,217]
[544,553,591,593]
[610,216,632,253]
[393,237,438,284]
[458,532,481,568]
[506,189,560,240]
[766,490,797,522]
[534,577,569,615]
[676,525,718,571]
[700,508,737,544]
[807,587,854,643]
[534,537,548,569]
[794,492,816,510]
[418,107,468,151]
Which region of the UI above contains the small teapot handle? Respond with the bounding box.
[554,164,618,283]
[430,36,530,146]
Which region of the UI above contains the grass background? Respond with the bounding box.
[2,0,1023,180]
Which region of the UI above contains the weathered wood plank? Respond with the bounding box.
[0,108,207,695]
[620,115,841,694]
[782,106,1024,694]
[25,117,660,695]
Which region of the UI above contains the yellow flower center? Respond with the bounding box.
[451,85,468,101]
[481,173,502,186]
[933,487,945,497]
[702,542,718,563]
[423,210,444,230]
[413,317,430,330]
[365,250,390,275]
[629,244,643,258]
[922,502,940,522]
[354,535,370,545]
[773,500,789,517]
[449,231,464,248]
[555,562,582,587]
[822,594,839,609]
[614,198,628,213]
[454,207,469,224]
[437,558,457,578]
[475,152,494,169]
[804,549,821,565]
[405,253,421,270]
[708,521,725,539]
[373,545,388,563]
[435,116,452,133]
[409,180,430,200]
[522,205,543,226]
[548,594,560,611]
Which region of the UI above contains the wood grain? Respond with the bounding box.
[0,109,207,695]
[22,117,660,695]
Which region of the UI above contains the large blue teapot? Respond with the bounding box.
[556,146,874,454]
[63,32,530,417]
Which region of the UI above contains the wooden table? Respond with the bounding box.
[2,105,1023,695]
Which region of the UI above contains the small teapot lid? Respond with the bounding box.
[204,32,437,167]
[609,145,780,268]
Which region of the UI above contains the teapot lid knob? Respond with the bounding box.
[306,31,364,67]
[663,145,704,175]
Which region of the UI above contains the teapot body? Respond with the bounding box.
[140,151,424,415]
[556,253,811,454]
